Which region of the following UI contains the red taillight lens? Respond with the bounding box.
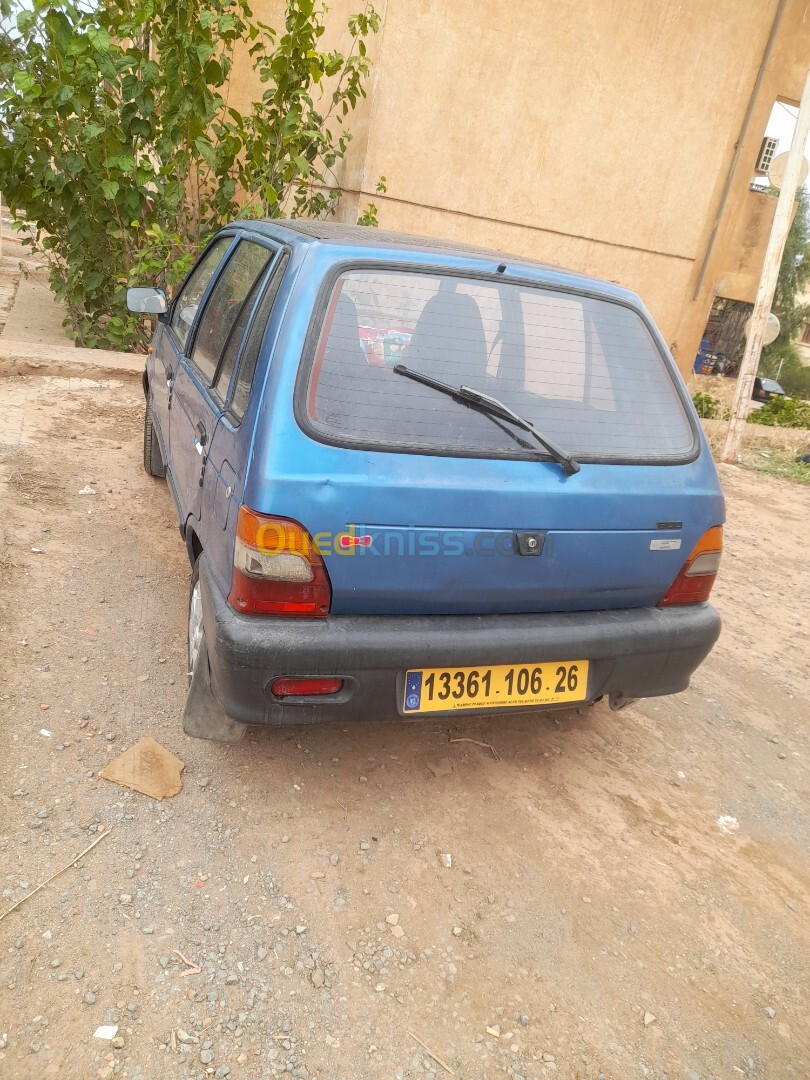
[658,525,723,606]
[269,677,343,698]
[228,508,332,617]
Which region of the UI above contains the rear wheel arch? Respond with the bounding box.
[185,524,203,567]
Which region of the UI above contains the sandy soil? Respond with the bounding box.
[0,224,72,348]
[0,370,807,1080]
[0,266,72,347]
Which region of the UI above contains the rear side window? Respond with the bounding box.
[228,252,290,422]
[212,261,274,403]
[305,270,695,462]
[189,240,272,385]
[169,237,231,351]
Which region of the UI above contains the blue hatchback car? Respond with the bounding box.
[128,221,724,742]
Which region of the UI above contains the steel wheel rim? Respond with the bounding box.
[188,579,204,674]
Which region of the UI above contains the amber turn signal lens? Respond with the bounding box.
[228,507,332,617]
[658,525,723,606]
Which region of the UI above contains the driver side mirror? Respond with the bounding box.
[127,287,168,315]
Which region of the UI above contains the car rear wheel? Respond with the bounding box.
[143,397,166,478]
[183,559,246,743]
[188,573,204,684]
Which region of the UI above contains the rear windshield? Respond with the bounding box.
[304,270,695,462]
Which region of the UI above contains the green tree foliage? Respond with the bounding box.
[691,391,721,419]
[747,395,810,429]
[760,342,810,399]
[0,0,379,350]
[356,175,387,227]
[759,189,810,399]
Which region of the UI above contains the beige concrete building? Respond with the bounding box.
[233,0,810,377]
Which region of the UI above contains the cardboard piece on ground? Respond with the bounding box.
[100,736,184,800]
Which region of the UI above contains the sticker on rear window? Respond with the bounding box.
[650,538,682,551]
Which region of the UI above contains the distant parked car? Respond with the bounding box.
[128,221,724,743]
[752,376,785,402]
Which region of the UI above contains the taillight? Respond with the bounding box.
[228,508,332,617]
[658,526,723,606]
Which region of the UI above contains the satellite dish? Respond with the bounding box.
[744,312,781,345]
[767,151,809,190]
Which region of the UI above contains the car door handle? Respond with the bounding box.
[194,421,207,455]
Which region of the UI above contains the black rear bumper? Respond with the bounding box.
[199,557,720,726]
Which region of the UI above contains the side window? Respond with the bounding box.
[229,252,289,422]
[188,240,273,386]
[211,269,269,403]
[169,237,231,351]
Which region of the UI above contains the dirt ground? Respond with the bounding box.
[0,264,73,347]
[0,218,72,351]
[0,369,808,1080]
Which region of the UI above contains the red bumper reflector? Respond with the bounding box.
[269,677,343,698]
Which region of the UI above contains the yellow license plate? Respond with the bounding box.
[402,660,588,714]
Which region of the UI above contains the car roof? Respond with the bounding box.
[228,219,641,305]
[760,378,785,393]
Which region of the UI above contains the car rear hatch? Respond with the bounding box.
[253,263,723,616]
[262,453,721,615]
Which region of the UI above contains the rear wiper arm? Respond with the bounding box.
[393,364,580,476]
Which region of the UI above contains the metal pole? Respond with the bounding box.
[722,67,810,464]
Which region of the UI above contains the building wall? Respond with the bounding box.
[232,0,810,376]
[793,286,810,365]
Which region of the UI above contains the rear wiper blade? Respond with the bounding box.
[393,364,580,476]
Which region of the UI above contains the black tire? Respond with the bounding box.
[143,397,166,478]
[183,559,246,743]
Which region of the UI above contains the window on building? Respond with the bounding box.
[755,136,779,175]
[751,100,801,190]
